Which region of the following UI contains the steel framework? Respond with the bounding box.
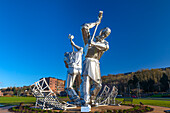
[31,79,121,110]
[95,85,122,106]
[30,78,76,110]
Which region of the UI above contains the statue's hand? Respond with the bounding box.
[88,39,95,45]
[96,19,101,25]
[68,34,74,40]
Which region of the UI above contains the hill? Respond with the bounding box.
[102,67,170,94]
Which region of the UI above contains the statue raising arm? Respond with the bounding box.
[68,34,83,51]
[81,18,102,45]
[70,39,82,51]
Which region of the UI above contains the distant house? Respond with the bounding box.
[0,90,3,96]
[40,77,65,94]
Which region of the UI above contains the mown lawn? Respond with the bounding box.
[0,96,68,106]
[0,97,170,108]
[116,98,170,108]
[0,97,36,106]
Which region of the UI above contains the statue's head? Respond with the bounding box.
[97,27,111,40]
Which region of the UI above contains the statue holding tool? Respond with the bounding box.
[64,34,83,104]
[64,11,111,109]
[31,11,123,112]
[80,11,111,106]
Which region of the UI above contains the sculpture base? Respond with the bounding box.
[81,105,91,112]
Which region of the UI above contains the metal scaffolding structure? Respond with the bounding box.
[95,85,122,106]
[31,78,121,110]
[30,78,76,110]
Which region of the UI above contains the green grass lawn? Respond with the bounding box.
[0,97,36,106]
[0,96,170,108]
[116,98,170,108]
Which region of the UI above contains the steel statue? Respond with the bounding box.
[64,34,83,104]
[80,11,111,105]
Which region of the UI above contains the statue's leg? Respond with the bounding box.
[65,73,79,102]
[82,75,90,105]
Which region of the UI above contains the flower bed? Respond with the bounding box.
[9,104,153,113]
[99,105,154,113]
[8,106,63,113]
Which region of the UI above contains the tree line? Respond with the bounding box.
[0,86,32,96]
[102,67,170,95]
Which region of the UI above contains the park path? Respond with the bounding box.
[148,105,170,113]
[0,106,14,113]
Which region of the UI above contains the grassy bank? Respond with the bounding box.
[116,98,170,108]
[0,97,36,106]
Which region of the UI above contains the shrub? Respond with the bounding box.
[118,109,123,113]
[113,109,118,113]
[94,111,100,113]
[31,108,36,111]
[107,109,112,113]
[59,110,63,113]
[127,109,133,112]
[37,109,42,112]
[49,110,53,112]
[12,107,16,111]
[24,106,29,109]
[123,109,127,113]
[146,107,150,111]
[145,106,151,111]
[133,106,140,110]
[141,109,145,112]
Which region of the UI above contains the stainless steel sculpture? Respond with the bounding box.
[95,85,122,106]
[30,78,76,110]
[31,11,122,111]
[80,11,111,106]
[64,34,83,104]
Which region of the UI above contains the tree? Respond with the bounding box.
[133,75,139,88]
[160,73,169,92]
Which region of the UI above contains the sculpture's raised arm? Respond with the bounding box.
[70,38,82,51]
[68,34,83,51]
[81,11,103,45]
[81,22,97,45]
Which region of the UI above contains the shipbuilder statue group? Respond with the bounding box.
[31,11,120,111]
[64,11,111,110]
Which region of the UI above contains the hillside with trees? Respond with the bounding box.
[102,67,170,96]
[0,86,32,97]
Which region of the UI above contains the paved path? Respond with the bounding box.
[0,106,14,113]
[148,105,170,113]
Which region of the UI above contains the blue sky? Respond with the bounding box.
[0,0,170,88]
